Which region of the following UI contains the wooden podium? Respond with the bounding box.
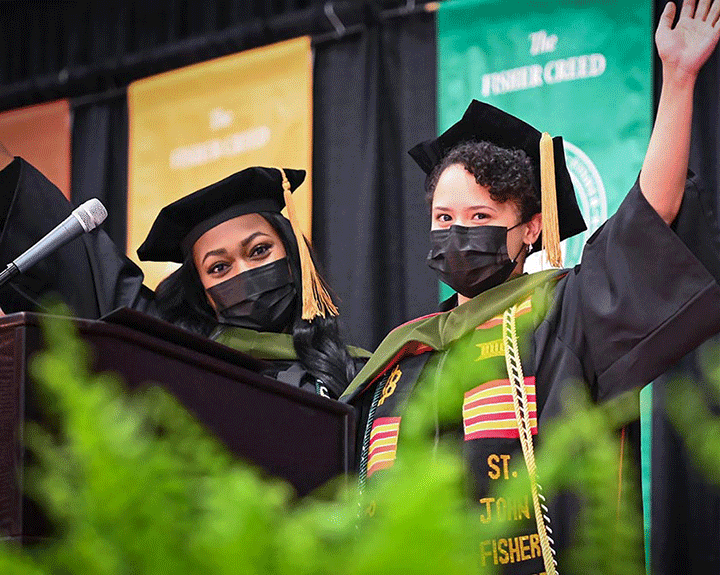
[0,310,355,543]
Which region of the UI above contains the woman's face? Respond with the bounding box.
[192,213,287,311]
[431,163,542,283]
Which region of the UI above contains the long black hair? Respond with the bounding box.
[154,212,358,397]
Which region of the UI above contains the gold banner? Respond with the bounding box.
[128,36,313,288]
[0,100,71,199]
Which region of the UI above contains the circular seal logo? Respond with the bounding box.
[561,140,607,266]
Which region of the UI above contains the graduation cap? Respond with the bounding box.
[137,166,338,321]
[409,100,586,267]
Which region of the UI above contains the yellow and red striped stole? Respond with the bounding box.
[367,417,401,477]
[463,377,537,440]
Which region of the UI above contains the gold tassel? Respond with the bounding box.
[278,168,339,321]
[539,133,562,268]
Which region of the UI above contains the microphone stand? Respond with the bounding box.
[0,262,19,288]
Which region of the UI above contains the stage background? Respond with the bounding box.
[128,37,312,288]
[3,1,717,353]
[1,3,719,574]
[0,100,71,199]
[438,0,652,294]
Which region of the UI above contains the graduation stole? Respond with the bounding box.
[213,325,370,361]
[213,325,370,396]
[356,289,542,482]
[350,270,562,575]
[342,270,562,402]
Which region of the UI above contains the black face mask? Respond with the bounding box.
[206,258,297,333]
[427,224,526,299]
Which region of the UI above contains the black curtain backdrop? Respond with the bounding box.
[313,9,438,350]
[71,94,129,252]
[650,5,720,575]
[691,39,720,219]
[650,363,720,575]
[2,1,720,573]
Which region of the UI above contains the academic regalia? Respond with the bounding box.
[213,325,369,393]
[0,157,367,397]
[0,158,153,319]
[341,101,720,575]
[643,163,720,575]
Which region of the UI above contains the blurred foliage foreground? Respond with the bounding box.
[1,314,719,575]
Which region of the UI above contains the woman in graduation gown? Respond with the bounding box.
[341,2,720,573]
[0,155,366,399]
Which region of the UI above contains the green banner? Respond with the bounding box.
[437,2,655,564]
[438,0,652,283]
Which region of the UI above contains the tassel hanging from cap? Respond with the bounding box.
[539,132,562,268]
[277,168,339,321]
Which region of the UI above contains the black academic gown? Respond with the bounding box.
[342,174,720,575]
[0,158,368,397]
[0,158,154,319]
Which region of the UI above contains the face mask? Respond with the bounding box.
[426,224,526,299]
[206,258,297,332]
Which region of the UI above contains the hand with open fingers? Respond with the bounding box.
[656,0,720,79]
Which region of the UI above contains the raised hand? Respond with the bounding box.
[640,0,720,223]
[656,0,720,80]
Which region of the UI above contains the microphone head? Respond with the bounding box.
[72,198,108,232]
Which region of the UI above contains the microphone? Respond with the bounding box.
[0,198,108,288]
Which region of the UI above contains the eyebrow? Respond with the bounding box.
[201,248,228,265]
[240,231,271,248]
[200,231,272,265]
[433,205,497,212]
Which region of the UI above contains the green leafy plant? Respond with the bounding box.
[7,314,718,574]
[666,345,720,488]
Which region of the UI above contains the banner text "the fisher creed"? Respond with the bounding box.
[481,54,606,97]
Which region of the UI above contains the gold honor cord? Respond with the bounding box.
[503,305,558,575]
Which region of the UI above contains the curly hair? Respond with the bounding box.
[154,212,358,398]
[425,140,540,223]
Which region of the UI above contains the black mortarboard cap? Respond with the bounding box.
[409,100,587,253]
[137,166,305,263]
